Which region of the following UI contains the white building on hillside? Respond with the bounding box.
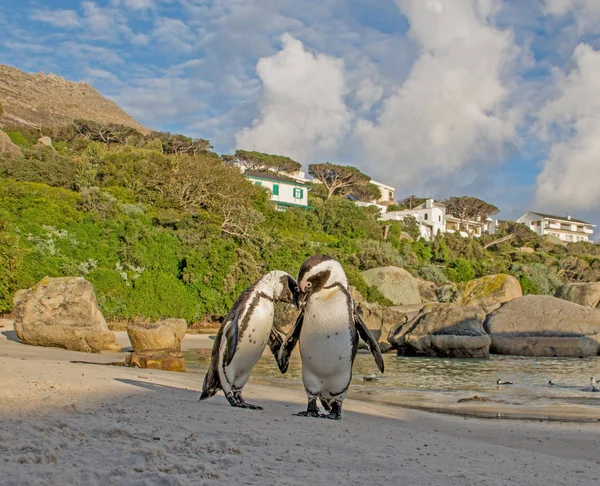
[244,170,311,211]
[380,199,446,240]
[517,212,595,242]
[354,180,396,213]
[380,198,499,240]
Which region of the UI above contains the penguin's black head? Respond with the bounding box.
[297,254,347,300]
[278,274,301,307]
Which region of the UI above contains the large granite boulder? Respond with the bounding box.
[437,284,458,303]
[13,276,119,353]
[484,295,600,357]
[416,278,438,303]
[126,349,185,372]
[458,274,522,308]
[355,301,407,345]
[127,318,187,352]
[350,286,407,350]
[0,130,21,158]
[555,282,600,308]
[390,304,491,358]
[361,266,422,305]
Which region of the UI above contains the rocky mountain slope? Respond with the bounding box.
[0,64,149,134]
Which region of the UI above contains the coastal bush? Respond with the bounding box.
[0,147,76,189]
[417,264,448,283]
[445,258,476,282]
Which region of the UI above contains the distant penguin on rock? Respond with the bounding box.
[497,379,513,385]
[278,254,384,420]
[583,378,599,393]
[200,271,300,409]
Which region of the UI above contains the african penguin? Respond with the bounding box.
[277,254,384,420]
[200,270,300,409]
[496,379,513,385]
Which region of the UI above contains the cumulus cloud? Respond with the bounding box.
[235,34,351,162]
[534,43,600,211]
[355,0,519,194]
[30,9,81,28]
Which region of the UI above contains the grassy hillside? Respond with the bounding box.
[1,122,598,322]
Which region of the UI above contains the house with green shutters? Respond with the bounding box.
[244,170,311,211]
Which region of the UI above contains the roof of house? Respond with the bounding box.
[528,212,594,226]
[244,170,311,187]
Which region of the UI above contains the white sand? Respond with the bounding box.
[1,319,599,486]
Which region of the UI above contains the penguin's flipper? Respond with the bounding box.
[277,310,304,374]
[354,312,385,373]
[224,311,241,367]
[267,328,284,360]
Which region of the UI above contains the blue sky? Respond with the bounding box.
[1,0,599,236]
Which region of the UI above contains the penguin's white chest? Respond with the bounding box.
[226,299,273,385]
[299,288,353,376]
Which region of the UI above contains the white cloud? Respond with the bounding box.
[235,34,351,162]
[153,18,195,52]
[534,43,600,211]
[355,0,519,195]
[112,0,154,10]
[543,0,600,32]
[30,9,81,28]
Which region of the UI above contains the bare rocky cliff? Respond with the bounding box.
[0,64,149,134]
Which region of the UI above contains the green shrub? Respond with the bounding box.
[417,264,448,283]
[518,274,539,295]
[0,147,76,188]
[445,258,476,282]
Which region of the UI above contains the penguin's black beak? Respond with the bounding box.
[292,286,302,308]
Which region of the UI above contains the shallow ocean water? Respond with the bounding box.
[185,349,600,419]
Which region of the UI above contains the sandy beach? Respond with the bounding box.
[1,319,599,486]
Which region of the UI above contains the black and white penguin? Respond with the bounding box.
[583,378,599,393]
[200,270,300,409]
[496,379,513,385]
[278,254,384,420]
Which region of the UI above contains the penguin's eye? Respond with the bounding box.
[294,286,300,293]
[305,282,312,288]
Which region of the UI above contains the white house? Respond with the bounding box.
[380,199,446,240]
[244,170,311,211]
[517,212,595,242]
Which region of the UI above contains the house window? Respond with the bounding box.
[255,181,262,186]
[424,213,429,220]
[438,215,441,222]
[272,184,279,196]
[276,204,286,212]
[293,188,303,199]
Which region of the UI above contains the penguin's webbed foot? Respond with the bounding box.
[321,400,342,420]
[293,410,322,418]
[229,391,263,410]
[294,397,321,418]
[238,401,263,410]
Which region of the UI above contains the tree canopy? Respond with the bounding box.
[398,195,428,210]
[442,196,499,221]
[223,150,302,174]
[350,182,382,202]
[308,163,371,200]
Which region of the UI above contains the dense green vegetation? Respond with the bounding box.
[1,122,598,322]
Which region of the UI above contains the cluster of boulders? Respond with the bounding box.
[10,271,600,362]
[13,276,186,371]
[356,266,600,358]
